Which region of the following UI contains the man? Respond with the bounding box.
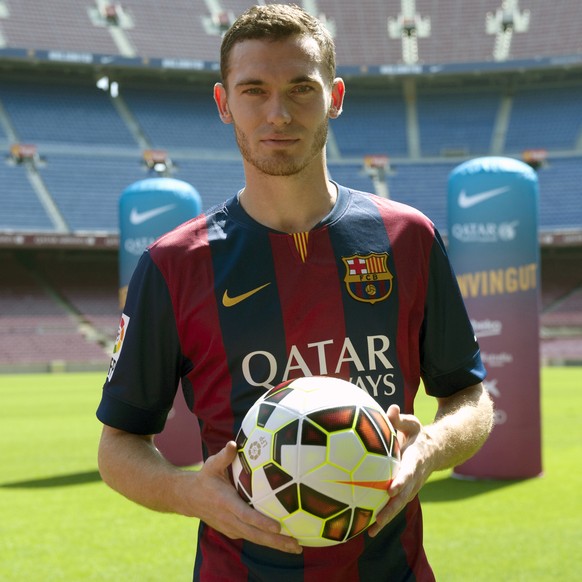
[97,4,493,581]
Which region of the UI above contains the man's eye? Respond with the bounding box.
[293,85,313,94]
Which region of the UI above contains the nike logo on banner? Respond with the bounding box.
[458,186,510,209]
[222,283,271,307]
[129,204,176,225]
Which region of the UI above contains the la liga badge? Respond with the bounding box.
[342,253,393,304]
[107,313,130,381]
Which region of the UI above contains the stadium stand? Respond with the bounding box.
[0,250,110,371]
[0,161,54,231]
[0,1,580,65]
[536,158,582,231]
[540,249,582,318]
[0,78,136,146]
[504,84,582,153]
[2,0,119,55]
[38,153,145,232]
[1,0,581,369]
[332,87,408,157]
[119,0,221,61]
[543,295,582,328]
[416,88,500,157]
[413,1,492,64]
[504,2,582,61]
[386,162,458,233]
[4,75,580,235]
[327,163,380,198]
[170,157,245,210]
[539,247,582,364]
[30,250,120,337]
[121,85,236,151]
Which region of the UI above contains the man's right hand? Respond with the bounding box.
[182,441,303,554]
[98,428,302,554]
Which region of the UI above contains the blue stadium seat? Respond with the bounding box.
[386,162,458,233]
[170,157,245,211]
[0,80,136,146]
[328,163,376,194]
[328,162,452,234]
[121,86,236,151]
[504,86,582,153]
[0,75,580,235]
[536,157,582,231]
[0,162,54,231]
[38,154,147,231]
[2,1,582,67]
[417,89,500,157]
[332,89,408,157]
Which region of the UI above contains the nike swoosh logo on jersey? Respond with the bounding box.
[222,283,271,307]
[129,204,177,225]
[458,186,510,209]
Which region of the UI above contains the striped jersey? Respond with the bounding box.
[97,184,486,581]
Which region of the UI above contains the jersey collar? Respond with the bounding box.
[226,181,351,233]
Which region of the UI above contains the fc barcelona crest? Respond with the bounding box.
[342,253,393,304]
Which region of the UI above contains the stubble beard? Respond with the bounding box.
[234,119,329,177]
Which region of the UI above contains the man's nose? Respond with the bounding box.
[266,93,292,125]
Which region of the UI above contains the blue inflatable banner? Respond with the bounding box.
[118,177,202,308]
[118,177,202,466]
[447,157,542,479]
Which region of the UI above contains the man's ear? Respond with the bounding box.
[214,83,232,124]
[329,77,345,119]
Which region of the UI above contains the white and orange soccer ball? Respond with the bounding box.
[232,376,400,547]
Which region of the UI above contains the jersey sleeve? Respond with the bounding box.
[420,230,486,397]
[96,251,188,434]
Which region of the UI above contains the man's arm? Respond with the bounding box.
[97,426,302,553]
[368,382,493,536]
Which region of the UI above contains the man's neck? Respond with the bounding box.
[238,167,338,233]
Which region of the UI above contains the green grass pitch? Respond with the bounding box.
[1,368,580,581]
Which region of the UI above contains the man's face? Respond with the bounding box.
[215,35,344,177]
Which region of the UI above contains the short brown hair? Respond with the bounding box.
[220,4,336,87]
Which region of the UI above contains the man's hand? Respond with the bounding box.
[191,442,302,554]
[367,405,432,537]
[98,428,302,554]
[367,383,493,537]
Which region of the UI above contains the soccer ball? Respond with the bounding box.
[232,376,400,547]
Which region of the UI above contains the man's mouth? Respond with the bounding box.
[261,135,299,146]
